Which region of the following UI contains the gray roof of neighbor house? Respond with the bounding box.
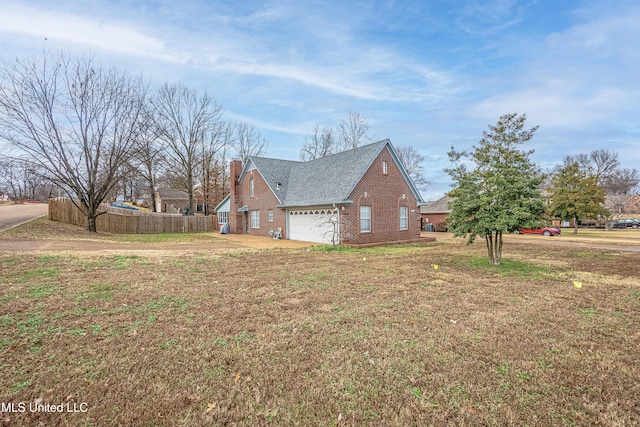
[420,195,453,214]
[158,189,189,200]
[242,139,424,208]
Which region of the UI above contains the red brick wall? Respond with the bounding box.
[229,160,243,234]
[231,163,286,237]
[340,147,421,244]
[625,195,640,214]
[421,213,448,228]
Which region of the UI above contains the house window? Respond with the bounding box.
[400,206,408,230]
[360,206,371,233]
[251,210,260,228]
[268,209,273,222]
[218,211,228,224]
[250,179,254,197]
[383,161,388,175]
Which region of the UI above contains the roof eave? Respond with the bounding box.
[278,200,354,209]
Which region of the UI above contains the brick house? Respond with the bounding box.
[621,194,640,214]
[157,189,189,214]
[216,139,425,245]
[420,195,453,230]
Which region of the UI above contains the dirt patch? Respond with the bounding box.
[0,218,318,253]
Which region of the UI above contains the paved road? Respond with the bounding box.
[0,204,49,232]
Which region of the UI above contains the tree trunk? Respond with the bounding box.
[149,182,157,213]
[85,206,97,232]
[573,216,578,234]
[187,172,194,216]
[485,231,503,266]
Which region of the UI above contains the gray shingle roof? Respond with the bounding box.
[420,195,453,213]
[248,157,297,205]
[245,139,423,207]
[158,189,189,200]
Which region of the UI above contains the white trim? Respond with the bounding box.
[250,210,260,228]
[360,205,371,233]
[218,211,228,225]
[400,206,408,230]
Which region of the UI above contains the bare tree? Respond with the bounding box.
[150,83,222,215]
[565,149,619,186]
[300,111,372,160]
[395,145,429,190]
[337,111,371,151]
[131,110,166,212]
[232,121,267,163]
[0,159,44,200]
[212,124,234,204]
[199,119,228,215]
[603,168,639,195]
[0,52,147,231]
[601,193,630,230]
[564,149,639,195]
[300,125,335,161]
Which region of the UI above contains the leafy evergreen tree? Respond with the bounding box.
[548,162,608,234]
[445,113,546,266]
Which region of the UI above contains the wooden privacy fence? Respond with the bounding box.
[48,198,217,234]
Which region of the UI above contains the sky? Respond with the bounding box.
[1,0,639,200]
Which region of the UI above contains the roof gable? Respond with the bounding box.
[242,139,424,207]
[239,157,297,205]
[214,194,230,212]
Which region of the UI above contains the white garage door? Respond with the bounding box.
[288,209,339,244]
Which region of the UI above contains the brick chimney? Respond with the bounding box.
[228,160,243,233]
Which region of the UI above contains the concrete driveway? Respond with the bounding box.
[0,203,49,232]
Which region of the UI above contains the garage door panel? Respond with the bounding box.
[288,209,339,244]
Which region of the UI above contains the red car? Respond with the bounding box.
[514,227,561,236]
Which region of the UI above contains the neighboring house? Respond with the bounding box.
[602,194,640,221]
[420,195,453,229]
[157,189,189,214]
[620,194,640,214]
[214,194,230,226]
[218,139,425,245]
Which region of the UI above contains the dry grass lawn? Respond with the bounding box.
[1,221,639,426]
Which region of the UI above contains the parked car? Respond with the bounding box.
[513,227,561,236]
[612,219,640,229]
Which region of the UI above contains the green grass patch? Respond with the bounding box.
[77,283,114,302]
[37,255,62,263]
[114,255,140,270]
[465,256,552,279]
[27,282,60,298]
[11,267,59,283]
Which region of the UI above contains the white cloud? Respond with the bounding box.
[470,85,632,129]
[546,9,640,58]
[0,5,186,63]
[0,2,457,104]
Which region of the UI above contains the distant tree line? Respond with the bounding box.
[0,51,266,231]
